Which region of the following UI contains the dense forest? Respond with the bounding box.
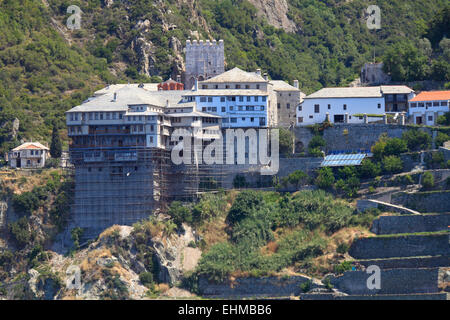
[0,0,449,154]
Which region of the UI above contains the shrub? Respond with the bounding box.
[402,130,431,151]
[300,280,312,293]
[435,132,449,147]
[168,201,192,227]
[315,167,335,189]
[286,170,308,188]
[382,155,403,173]
[227,190,263,225]
[384,138,408,156]
[233,174,247,188]
[422,172,435,189]
[358,159,381,179]
[139,272,154,287]
[334,261,353,274]
[336,243,350,254]
[8,217,33,248]
[12,191,40,216]
[196,242,236,282]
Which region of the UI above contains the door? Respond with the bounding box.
[416,116,422,125]
[334,114,344,123]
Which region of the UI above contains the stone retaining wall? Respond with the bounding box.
[349,234,450,259]
[391,191,450,213]
[198,275,317,298]
[371,214,450,235]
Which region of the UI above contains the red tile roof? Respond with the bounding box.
[410,91,450,102]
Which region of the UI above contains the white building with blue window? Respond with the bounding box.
[183,67,279,128]
[296,86,414,126]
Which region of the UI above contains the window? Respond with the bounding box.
[221,107,226,112]
[428,116,433,121]
[277,103,280,109]
[298,105,302,111]
[212,107,217,112]
[298,117,303,123]
[262,96,266,102]
[433,102,439,106]
[202,107,206,112]
[286,103,290,109]
[208,97,213,102]
[441,101,448,106]
[242,117,246,121]
[119,113,123,119]
[215,85,218,89]
[411,103,417,108]
[200,97,206,102]
[220,97,225,102]
[235,84,240,89]
[95,113,99,120]
[256,84,260,89]
[250,117,254,122]
[202,85,207,89]
[309,115,313,119]
[419,103,424,107]
[254,96,259,102]
[378,104,381,109]
[239,96,244,102]
[343,104,347,110]
[247,96,251,102]
[245,85,250,89]
[426,102,432,107]
[314,104,320,113]
[100,113,104,120]
[89,113,93,120]
[328,104,331,110]
[261,106,264,111]
[230,118,237,123]
[229,106,233,111]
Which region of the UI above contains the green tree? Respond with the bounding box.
[279,128,294,157]
[168,201,192,227]
[402,130,431,151]
[227,190,263,225]
[384,138,408,156]
[382,156,403,173]
[315,167,335,189]
[50,124,62,158]
[358,159,381,179]
[422,172,435,189]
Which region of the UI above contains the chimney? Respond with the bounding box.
[263,73,268,81]
[256,68,261,76]
[194,78,198,91]
[176,74,181,83]
[293,80,299,89]
[166,99,170,108]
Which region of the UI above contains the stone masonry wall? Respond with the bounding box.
[390,191,450,213]
[371,214,450,235]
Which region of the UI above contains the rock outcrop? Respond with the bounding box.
[247,0,297,33]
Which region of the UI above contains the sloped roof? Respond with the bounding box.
[269,80,300,92]
[200,67,266,83]
[67,86,192,112]
[13,142,49,151]
[410,91,450,102]
[380,85,414,94]
[94,83,159,96]
[183,89,268,96]
[306,87,382,99]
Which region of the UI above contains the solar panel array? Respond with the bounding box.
[321,153,367,167]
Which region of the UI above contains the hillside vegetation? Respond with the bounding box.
[0,0,449,154]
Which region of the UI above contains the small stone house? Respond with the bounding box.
[8,142,49,168]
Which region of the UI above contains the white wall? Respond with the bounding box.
[195,95,268,128]
[409,100,449,125]
[296,97,385,125]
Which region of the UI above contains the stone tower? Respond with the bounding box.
[184,39,225,90]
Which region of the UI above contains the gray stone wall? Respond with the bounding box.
[276,90,301,127]
[349,234,450,259]
[329,268,440,295]
[198,275,316,298]
[391,191,450,213]
[293,124,432,154]
[371,214,450,235]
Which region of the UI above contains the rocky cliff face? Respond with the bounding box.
[247,0,297,33]
[11,224,201,299]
